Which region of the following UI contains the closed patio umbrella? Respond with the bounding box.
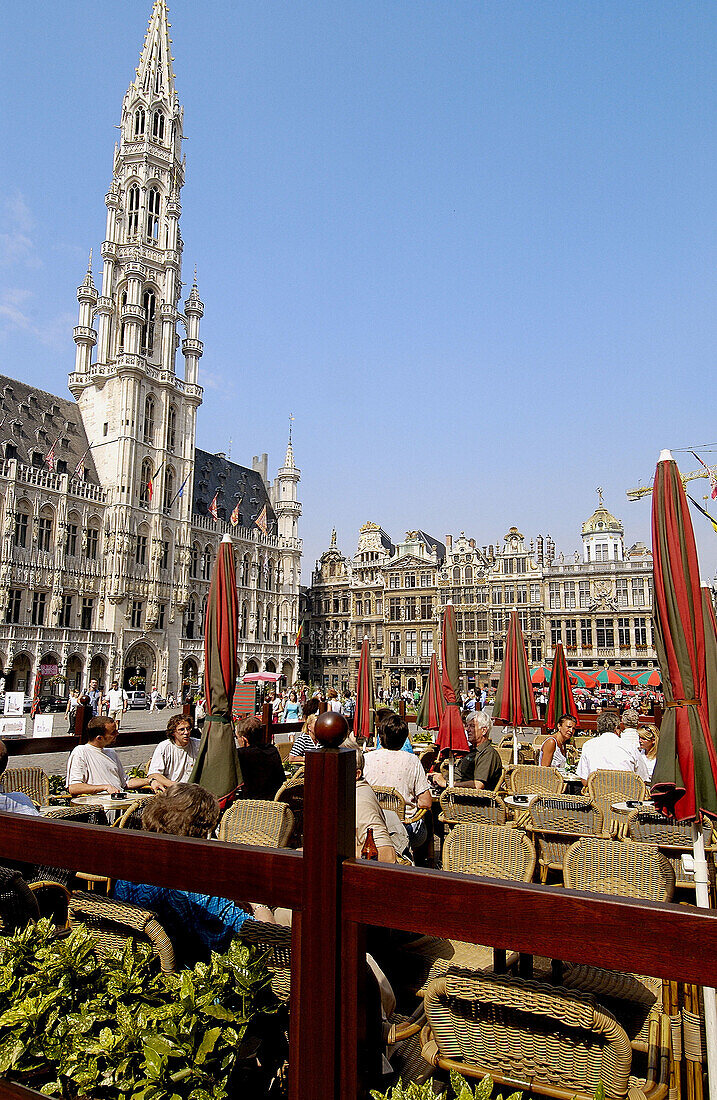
[416,651,444,734]
[545,642,578,729]
[493,608,538,764]
[189,534,242,804]
[355,636,375,743]
[436,603,469,785]
[650,450,717,1093]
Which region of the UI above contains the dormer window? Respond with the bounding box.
[152,110,164,140]
[134,107,146,137]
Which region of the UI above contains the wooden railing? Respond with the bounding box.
[2,741,717,1099]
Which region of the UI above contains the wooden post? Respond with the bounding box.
[290,713,356,1100]
[262,701,273,744]
[398,698,406,718]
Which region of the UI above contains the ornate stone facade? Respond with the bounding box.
[0,1,302,698]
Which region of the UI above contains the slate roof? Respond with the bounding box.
[0,375,100,483]
[192,448,276,532]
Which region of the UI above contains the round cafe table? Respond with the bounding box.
[71,791,152,822]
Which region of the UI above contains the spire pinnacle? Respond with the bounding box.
[284,415,295,469]
[134,0,175,100]
[82,250,97,290]
[330,528,337,548]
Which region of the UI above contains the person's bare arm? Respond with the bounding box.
[126,775,151,790]
[68,780,121,796]
[417,790,432,811]
[540,738,556,767]
[148,772,174,792]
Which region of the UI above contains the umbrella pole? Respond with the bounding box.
[448,751,455,788]
[692,822,717,1098]
[512,726,519,767]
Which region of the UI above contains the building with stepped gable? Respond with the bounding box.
[0,1,301,700]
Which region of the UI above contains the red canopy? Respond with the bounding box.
[436,604,469,753]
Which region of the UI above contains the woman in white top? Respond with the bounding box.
[638,724,659,780]
[538,714,577,768]
[148,715,201,792]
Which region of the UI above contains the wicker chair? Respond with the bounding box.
[27,879,71,928]
[41,805,107,824]
[625,809,696,891]
[218,799,295,847]
[438,787,508,829]
[418,745,439,774]
[274,776,304,848]
[442,822,536,882]
[563,837,675,901]
[586,769,647,837]
[237,918,292,1002]
[0,766,49,806]
[526,795,603,883]
[420,967,671,1100]
[68,891,176,973]
[0,866,39,933]
[115,799,152,830]
[509,764,566,797]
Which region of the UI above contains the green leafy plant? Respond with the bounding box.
[370,1071,522,1100]
[48,774,69,798]
[0,919,280,1099]
[126,763,148,780]
[411,729,435,743]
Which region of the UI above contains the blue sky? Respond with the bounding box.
[2,1,717,580]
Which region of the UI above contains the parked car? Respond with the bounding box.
[126,690,148,709]
[40,696,68,713]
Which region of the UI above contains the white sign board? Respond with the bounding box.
[0,716,26,739]
[3,692,24,717]
[33,714,54,738]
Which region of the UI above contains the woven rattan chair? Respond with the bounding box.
[0,766,49,806]
[0,866,39,933]
[68,891,176,973]
[442,822,536,882]
[625,810,696,891]
[586,769,647,837]
[41,805,107,823]
[28,879,71,928]
[509,763,566,797]
[526,795,603,883]
[277,741,293,764]
[420,968,671,1100]
[438,788,508,829]
[114,799,152,830]
[237,918,293,1001]
[274,776,304,847]
[371,785,429,826]
[218,799,294,847]
[418,745,439,774]
[563,837,675,901]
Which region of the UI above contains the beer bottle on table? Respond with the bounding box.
[361,827,378,860]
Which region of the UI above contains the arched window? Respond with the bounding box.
[118,290,128,352]
[139,459,153,508]
[134,107,146,137]
[241,602,248,638]
[166,405,176,452]
[453,566,461,584]
[186,596,196,639]
[163,468,174,513]
[242,555,250,587]
[202,545,212,581]
[190,543,199,579]
[146,187,160,241]
[465,565,473,583]
[142,289,156,354]
[365,596,371,616]
[37,505,54,552]
[152,110,165,140]
[266,604,273,640]
[127,185,140,237]
[143,395,155,443]
[256,602,263,640]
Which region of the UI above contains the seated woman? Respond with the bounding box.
[538,714,577,768]
[638,724,659,779]
[113,783,273,967]
[235,716,286,800]
[147,715,200,792]
[288,712,318,759]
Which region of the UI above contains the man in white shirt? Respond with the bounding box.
[105,681,128,728]
[576,711,651,785]
[67,717,149,796]
[620,708,641,753]
[0,740,40,817]
[148,715,200,791]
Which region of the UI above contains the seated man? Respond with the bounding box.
[355,748,411,863]
[362,714,431,847]
[433,711,502,791]
[66,717,149,796]
[148,715,201,791]
[235,716,285,801]
[576,710,651,785]
[0,740,40,817]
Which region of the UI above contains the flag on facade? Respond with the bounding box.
[691,451,717,500]
[208,492,219,521]
[295,621,303,646]
[73,446,90,479]
[147,474,154,503]
[254,504,268,536]
[45,437,58,472]
[230,498,242,526]
[170,472,191,507]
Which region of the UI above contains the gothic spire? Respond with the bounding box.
[133,0,176,100]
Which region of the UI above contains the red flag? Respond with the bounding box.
[73,447,90,479]
[147,475,153,503]
[45,437,58,472]
[254,504,268,536]
[208,492,219,521]
[230,499,242,526]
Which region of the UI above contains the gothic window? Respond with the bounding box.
[186,596,196,639]
[163,468,174,513]
[86,523,99,560]
[143,395,155,444]
[146,187,160,241]
[190,544,199,579]
[135,530,148,566]
[13,504,30,548]
[31,591,47,626]
[142,290,156,354]
[139,459,153,507]
[134,107,146,136]
[241,602,248,638]
[152,110,165,140]
[242,555,250,586]
[166,405,177,452]
[127,185,140,237]
[202,546,212,581]
[118,290,128,352]
[37,508,53,552]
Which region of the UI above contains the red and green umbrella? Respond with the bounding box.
[436,604,469,768]
[569,670,596,690]
[592,666,633,687]
[355,636,375,743]
[545,642,578,728]
[530,665,552,685]
[494,609,538,727]
[189,534,242,804]
[416,651,444,733]
[635,669,661,688]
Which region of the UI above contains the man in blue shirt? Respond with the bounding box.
[87,679,102,716]
[0,741,40,817]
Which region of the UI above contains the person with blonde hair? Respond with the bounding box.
[638,724,660,779]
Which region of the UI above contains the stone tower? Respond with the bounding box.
[68,0,203,656]
[271,426,303,636]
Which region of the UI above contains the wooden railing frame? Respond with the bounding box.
[1,744,717,1100]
